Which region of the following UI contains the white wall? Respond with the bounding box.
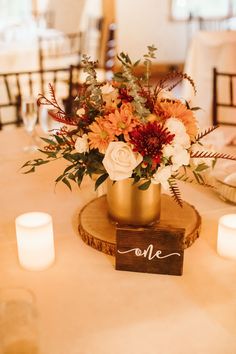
[48,0,188,63]
[116,0,188,63]
[49,0,85,33]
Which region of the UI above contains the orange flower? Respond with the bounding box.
[88,117,115,153]
[154,100,198,140]
[107,103,139,141]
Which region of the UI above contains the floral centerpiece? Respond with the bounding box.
[23,45,235,213]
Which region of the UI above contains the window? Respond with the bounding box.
[0,0,32,29]
[171,0,235,20]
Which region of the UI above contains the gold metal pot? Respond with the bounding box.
[106,178,161,225]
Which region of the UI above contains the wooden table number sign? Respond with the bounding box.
[116,226,185,276]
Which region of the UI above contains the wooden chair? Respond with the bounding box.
[61,22,117,115]
[212,67,236,126]
[38,31,83,73]
[198,17,229,31]
[32,10,55,29]
[89,21,117,81]
[84,16,104,62]
[103,22,117,80]
[0,67,71,130]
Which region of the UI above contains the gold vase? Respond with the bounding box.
[106,178,161,226]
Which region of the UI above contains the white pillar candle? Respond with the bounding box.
[217,214,236,260]
[15,212,55,270]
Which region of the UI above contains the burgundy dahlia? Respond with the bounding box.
[118,87,133,102]
[130,122,175,163]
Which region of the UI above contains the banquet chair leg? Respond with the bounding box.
[16,95,23,127]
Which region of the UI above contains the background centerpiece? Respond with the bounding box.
[23,45,236,225]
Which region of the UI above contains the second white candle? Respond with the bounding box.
[15,212,55,271]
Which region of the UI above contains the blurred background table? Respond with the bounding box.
[182,30,236,128]
[0,24,64,72]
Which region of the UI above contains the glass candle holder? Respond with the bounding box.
[217,214,236,260]
[15,212,55,271]
[0,287,38,354]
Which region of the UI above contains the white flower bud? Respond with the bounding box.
[152,165,172,190]
[76,108,85,117]
[75,134,89,153]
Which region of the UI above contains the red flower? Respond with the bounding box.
[118,87,133,102]
[130,122,175,164]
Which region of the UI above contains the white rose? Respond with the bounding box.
[171,146,190,171]
[152,165,172,190]
[165,118,190,148]
[101,83,115,95]
[174,132,190,148]
[76,108,85,117]
[75,134,89,153]
[158,89,176,101]
[162,145,175,159]
[102,142,143,181]
[165,118,186,134]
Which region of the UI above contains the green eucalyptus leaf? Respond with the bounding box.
[191,107,201,111]
[64,165,75,173]
[62,177,72,190]
[133,175,141,184]
[23,167,35,174]
[54,135,64,144]
[40,137,57,146]
[195,163,209,172]
[95,173,109,190]
[21,161,31,168]
[55,174,64,183]
[138,180,151,190]
[63,153,74,162]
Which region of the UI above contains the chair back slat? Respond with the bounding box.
[4,75,12,103]
[230,76,233,106]
[28,72,33,97]
[38,32,83,73]
[16,73,21,97]
[53,71,57,88]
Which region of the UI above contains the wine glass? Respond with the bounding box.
[0,287,39,354]
[21,96,38,152]
[39,105,61,134]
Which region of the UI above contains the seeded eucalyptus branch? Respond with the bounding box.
[117,51,150,120]
[143,45,157,86]
[81,55,103,109]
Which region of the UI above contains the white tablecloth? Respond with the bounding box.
[182,31,236,128]
[0,28,65,73]
[0,128,236,354]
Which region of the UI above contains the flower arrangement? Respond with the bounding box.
[22,45,236,206]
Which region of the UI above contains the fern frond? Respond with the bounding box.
[191,151,236,161]
[168,179,183,208]
[158,72,197,95]
[192,171,214,188]
[48,110,79,126]
[172,172,194,183]
[37,84,82,126]
[37,84,65,114]
[195,126,219,142]
[48,83,58,106]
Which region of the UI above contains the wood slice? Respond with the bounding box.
[78,194,201,256]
